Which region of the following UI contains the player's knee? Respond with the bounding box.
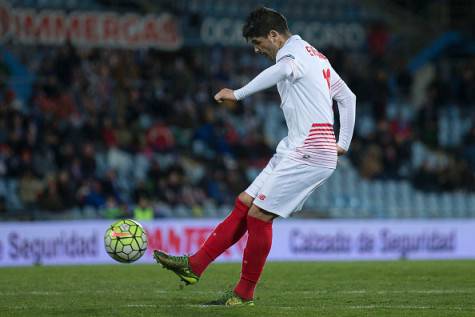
[238,192,254,207]
[248,205,277,222]
[247,206,262,219]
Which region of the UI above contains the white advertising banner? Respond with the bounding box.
[0,219,474,267]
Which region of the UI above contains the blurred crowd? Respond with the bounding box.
[0,44,275,218]
[345,24,475,192]
[0,24,474,219]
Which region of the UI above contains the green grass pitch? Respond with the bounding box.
[1,261,474,317]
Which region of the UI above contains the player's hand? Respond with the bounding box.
[336,145,347,156]
[214,88,237,103]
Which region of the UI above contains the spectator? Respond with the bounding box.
[103,196,127,219]
[57,170,77,209]
[38,175,65,212]
[18,169,43,210]
[133,195,154,220]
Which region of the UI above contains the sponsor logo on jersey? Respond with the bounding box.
[257,194,266,201]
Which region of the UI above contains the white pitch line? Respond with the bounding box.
[341,290,367,294]
[124,304,212,309]
[349,305,434,310]
[124,304,472,311]
[369,289,475,295]
[348,305,473,311]
[1,289,473,297]
[154,290,217,294]
[297,289,475,295]
[124,304,295,309]
[399,290,475,294]
[0,291,62,296]
[3,306,28,310]
[30,291,62,295]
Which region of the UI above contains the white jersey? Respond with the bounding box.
[234,35,356,169]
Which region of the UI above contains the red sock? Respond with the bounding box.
[189,198,249,276]
[234,215,273,301]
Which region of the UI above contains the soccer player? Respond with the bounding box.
[154,7,356,306]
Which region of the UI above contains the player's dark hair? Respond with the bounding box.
[242,7,289,41]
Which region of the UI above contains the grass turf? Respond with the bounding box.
[0,261,474,317]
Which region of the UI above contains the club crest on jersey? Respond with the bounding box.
[257,194,266,201]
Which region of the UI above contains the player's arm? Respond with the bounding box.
[330,68,356,156]
[214,59,294,103]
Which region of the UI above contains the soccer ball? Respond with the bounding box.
[104,219,148,263]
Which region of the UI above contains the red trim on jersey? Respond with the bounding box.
[302,148,335,152]
[306,134,335,138]
[331,79,342,87]
[301,150,337,155]
[331,82,344,94]
[302,143,337,147]
[331,80,343,88]
[302,141,337,145]
[301,140,336,144]
[309,132,334,136]
[309,127,334,130]
[303,145,335,149]
[304,138,335,142]
[308,132,335,136]
[300,143,336,149]
[309,127,334,131]
[308,135,328,138]
[291,122,337,168]
[309,130,334,134]
[311,123,333,127]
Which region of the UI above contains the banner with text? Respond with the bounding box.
[0,1,182,49]
[0,219,474,266]
[199,17,366,49]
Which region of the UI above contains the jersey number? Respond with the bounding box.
[323,68,331,90]
[306,46,331,90]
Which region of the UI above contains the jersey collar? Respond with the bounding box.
[276,35,301,61]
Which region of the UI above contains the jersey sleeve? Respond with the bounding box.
[234,45,305,100]
[330,66,356,151]
[329,65,344,99]
[233,58,295,100]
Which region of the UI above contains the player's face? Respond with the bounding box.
[250,35,279,61]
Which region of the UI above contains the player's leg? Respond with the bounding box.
[234,160,333,300]
[153,192,252,285]
[187,192,253,276]
[154,156,282,284]
[234,205,276,301]
[206,204,276,306]
[187,157,283,276]
[208,158,334,304]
